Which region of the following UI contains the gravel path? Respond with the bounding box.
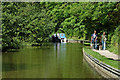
[92,49,119,60]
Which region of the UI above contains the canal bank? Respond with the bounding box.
[83,48,120,79]
[67,39,120,79]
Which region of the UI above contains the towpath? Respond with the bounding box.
[92,49,120,60]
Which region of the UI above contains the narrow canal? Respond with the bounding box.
[2,43,102,78]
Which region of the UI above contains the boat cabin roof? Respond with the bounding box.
[60,33,66,38]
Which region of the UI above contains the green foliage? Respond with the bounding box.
[111,25,120,46]
[2,2,55,51]
[2,2,120,51]
[108,25,120,54]
[48,2,119,40]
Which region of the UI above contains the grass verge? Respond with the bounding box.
[84,47,119,69]
[107,46,118,54]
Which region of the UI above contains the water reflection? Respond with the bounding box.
[54,43,66,60]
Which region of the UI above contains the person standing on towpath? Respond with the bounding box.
[91,30,98,49]
[101,32,107,50]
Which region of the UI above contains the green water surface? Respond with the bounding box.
[2,43,102,78]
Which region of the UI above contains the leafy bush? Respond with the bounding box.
[2,2,120,51]
[108,25,120,54]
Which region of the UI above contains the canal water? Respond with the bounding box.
[2,43,102,78]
